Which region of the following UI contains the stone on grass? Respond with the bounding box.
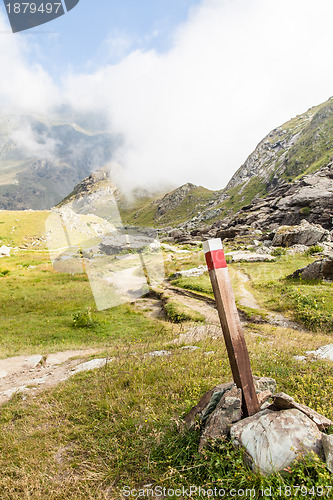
[306,344,333,361]
[0,245,11,256]
[184,381,234,428]
[225,251,275,262]
[257,390,272,406]
[199,387,242,450]
[71,358,109,374]
[230,408,323,475]
[272,393,333,431]
[146,350,171,358]
[288,257,333,281]
[23,355,43,369]
[322,434,333,474]
[172,265,206,278]
[272,220,330,247]
[181,346,200,351]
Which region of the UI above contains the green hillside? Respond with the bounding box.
[0,210,49,248]
[120,184,218,228]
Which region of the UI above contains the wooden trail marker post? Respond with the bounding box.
[203,238,260,417]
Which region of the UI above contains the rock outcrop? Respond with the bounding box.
[230,409,323,475]
[224,161,333,232]
[288,257,333,281]
[186,379,332,476]
[272,220,330,247]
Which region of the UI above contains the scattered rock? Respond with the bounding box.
[27,377,47,385]
[199,387,242,450]
[161,243,190,254]
[2,385,28,398]
[184,378,277,430]
[254,376,277,394]
[171,265,206,278]
[286,244,308,254]
[0,245,11,256]
[146,350,171,358]
[305,344,333,361]
[257,390,272,406]
[225,251,275,262]
[272,393,333,431]
[287,257,333,281]
[0,371,8,379]
[272,220,330,247]
[293,355,306,362]
[181,346,200,351]
[23,355,43,369]
[184,381,234,428]
[230,408,323,475]
[71,358,109,374]
[216,226,249,240]
[322,434,333,474]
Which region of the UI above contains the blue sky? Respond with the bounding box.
[1,0,333,190]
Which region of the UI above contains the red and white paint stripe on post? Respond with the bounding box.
[203,239,259,417]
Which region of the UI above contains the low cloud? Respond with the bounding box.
[10,119,58,161]
[2,0,333,191]
[0,15,60,114]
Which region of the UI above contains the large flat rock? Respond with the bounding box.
[230,409,323,475]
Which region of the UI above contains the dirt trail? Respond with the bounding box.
[232,269,261,310]
[234,269,307,331]
[0,267,305,407]
[160,269,307,334]
[0,348,104,406]
[163,284,220,325]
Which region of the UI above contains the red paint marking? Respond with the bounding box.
[205,249,227,271]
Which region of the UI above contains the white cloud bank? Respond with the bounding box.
[2,0,333,190]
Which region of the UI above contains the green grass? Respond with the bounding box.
[0,212,333,497]
[281,100,333,181]
[238,255,333,332]
[122,186,217,228]
[164,298,205,323]
[171,273,214,297]
[0,328,332,499]
[0,251,168,358]
[169,252,333,333]
[0,210,49,247]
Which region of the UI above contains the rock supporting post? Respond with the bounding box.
[203,239,260,417]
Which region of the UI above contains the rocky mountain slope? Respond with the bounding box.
[118,98,333,232]
[224,159,333,231]
[0,113,119,210]
[9,96,332,237]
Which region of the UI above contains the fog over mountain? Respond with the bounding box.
[1,0,333,193]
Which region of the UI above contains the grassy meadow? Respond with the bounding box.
[0,212,332,498]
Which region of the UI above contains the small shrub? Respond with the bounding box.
[0,269,10,277]
[72,307,94,328]
[271,247,287,256]
[164,300,205,323]
[305,245,323,256]
[300,206,311,215]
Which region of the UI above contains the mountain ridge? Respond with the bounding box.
[1,97,333,237]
